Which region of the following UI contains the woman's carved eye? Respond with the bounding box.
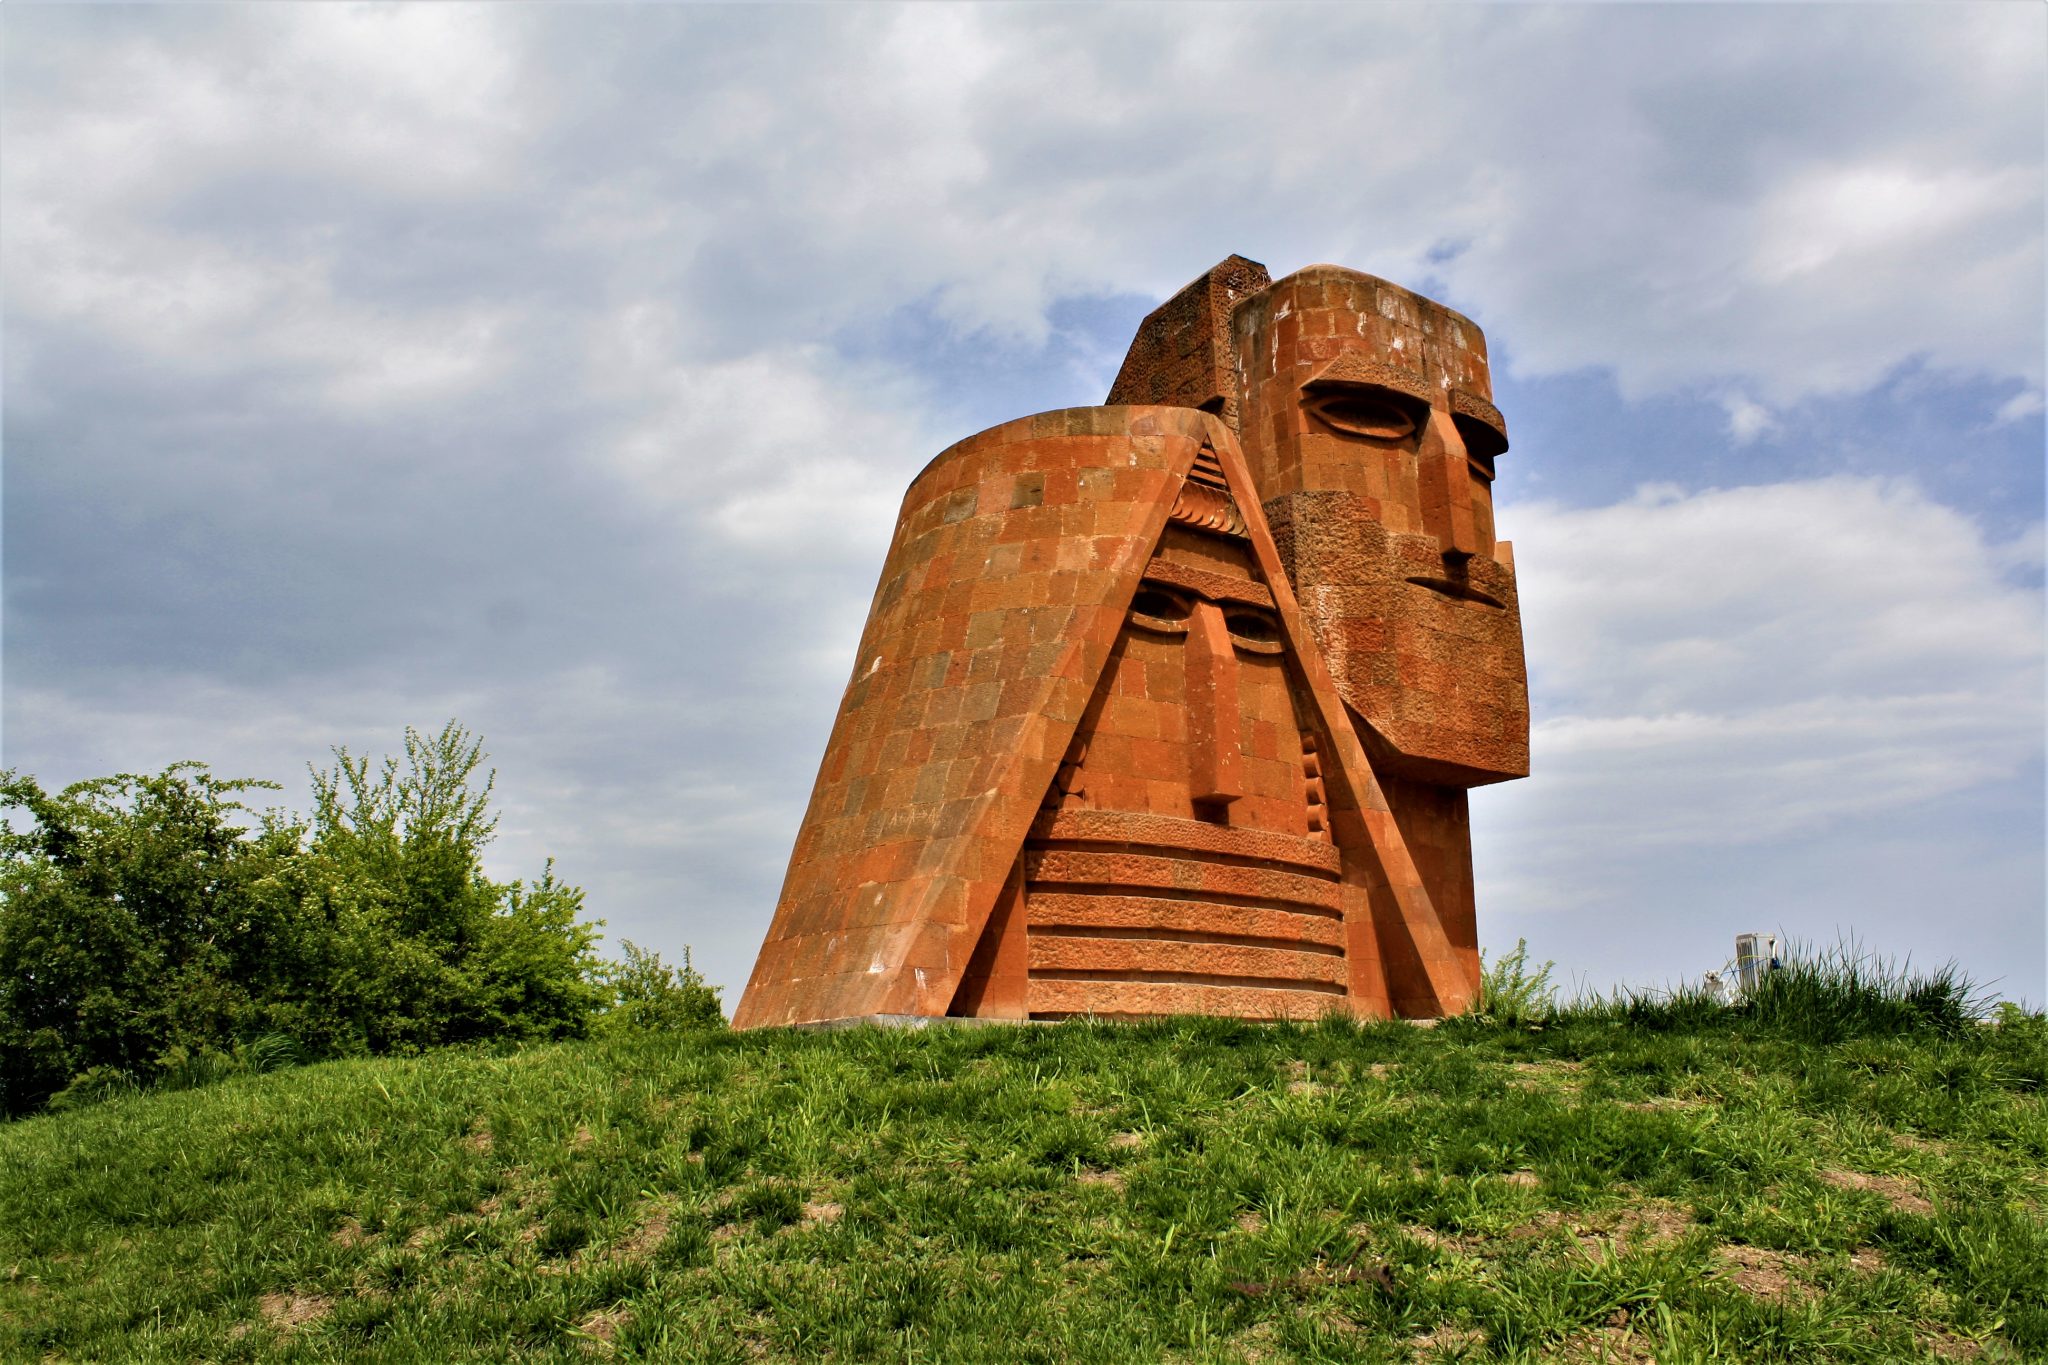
[1130,588,1191,622]
[1307,392,1419,440]
[1225,610,1280,644]
[1225,609,1284,654]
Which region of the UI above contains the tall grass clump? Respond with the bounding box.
[1741,937,1986,1042]
[1557,936,1988,1042]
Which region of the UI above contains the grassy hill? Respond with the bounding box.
[3,992,2043,1363]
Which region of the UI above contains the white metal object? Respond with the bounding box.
[1734,933,1782,993]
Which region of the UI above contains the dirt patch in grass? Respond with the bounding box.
[1622,1205,1693,1249]
[1109,1131,1144,1150]
[1552,1320,1657,1363]
[1401,1223,1476,1254]
[1409,1323,1486,1358]
[1716,1244,1812,1301]
[258,1291,333,1333]
[570,1125,596,1150]
[1226,1262,1393,1299]
[1618,1095,1706,1113]
[1508,1204,1690,1256]
[1077,1168,1126,1191]
[463,1126,493,1155]
[1282,1060,1325,1094]
[614,1204,671,1260]
[576,1306,632,1353]
[1921,1328,1999,1360]
[329,1219,372,1250]
[1510,1209,1573,1239]
[1500,1169,1541,1188]
[1221,1319,1283,1364]
[1821,1168,1935,1215]
[1891,1131,1948,1155]
[800,1201,843,1228]
[1509,1061,1587,1094]
[1850,1247,1887,1273]
[1236,1210,1265,1235]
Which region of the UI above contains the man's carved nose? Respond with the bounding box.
[1184,601,1244,808]
[1425,409,1481,563]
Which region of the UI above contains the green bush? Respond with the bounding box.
[0,722,634,1116]
[597,940,725,1033]
[1477,937,1557,1024]
[0,762,301,1115]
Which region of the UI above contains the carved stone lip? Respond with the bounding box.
[1405,575,1506,609]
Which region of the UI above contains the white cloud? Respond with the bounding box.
[5,6,532,410]
[1486,478,2042,960]
[1475,476,2043,997]
[1993,389,2045,426]
[1514,478,2042,714]
[1720,392,1777,444]
[11,5,2036,419]
[577,308,934,565]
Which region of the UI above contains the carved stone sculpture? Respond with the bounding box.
[734,257,1528,1028]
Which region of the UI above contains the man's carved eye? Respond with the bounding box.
[1130,588,1192,623]
[1306,391,1419,440]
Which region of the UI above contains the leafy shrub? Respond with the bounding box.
[1477,937,1557,1024]
[289,723,608,1055]
[0,763,301,1114]
[0,722,621,1116]
[598,940,726,1033]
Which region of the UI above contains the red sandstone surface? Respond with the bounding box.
[734,258,1528,1029]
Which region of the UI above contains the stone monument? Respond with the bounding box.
[734,257,1527,1028]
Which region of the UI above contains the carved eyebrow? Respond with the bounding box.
[1301,378,1429,407]
[1141,558,1274,608]
[1451,390,1509,458]
[1299,353,1435,407]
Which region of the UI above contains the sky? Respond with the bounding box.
[5,3,2043,1010]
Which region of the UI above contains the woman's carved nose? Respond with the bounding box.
[1184,600,1245,809]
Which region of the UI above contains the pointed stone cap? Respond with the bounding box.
[1106,255,1272,430]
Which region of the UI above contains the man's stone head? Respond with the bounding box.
[1109,260,1529,784]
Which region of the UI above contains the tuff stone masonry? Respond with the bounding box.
[734,257,1529,1028]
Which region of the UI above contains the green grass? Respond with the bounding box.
[3,1000,2043,1362]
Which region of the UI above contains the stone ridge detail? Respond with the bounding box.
[735,256,1528,1028]
[1167,481,1248,538]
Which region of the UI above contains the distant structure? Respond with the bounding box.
[735,257,1529,1028]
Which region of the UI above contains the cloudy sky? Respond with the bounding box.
[6,3,2043,1009]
